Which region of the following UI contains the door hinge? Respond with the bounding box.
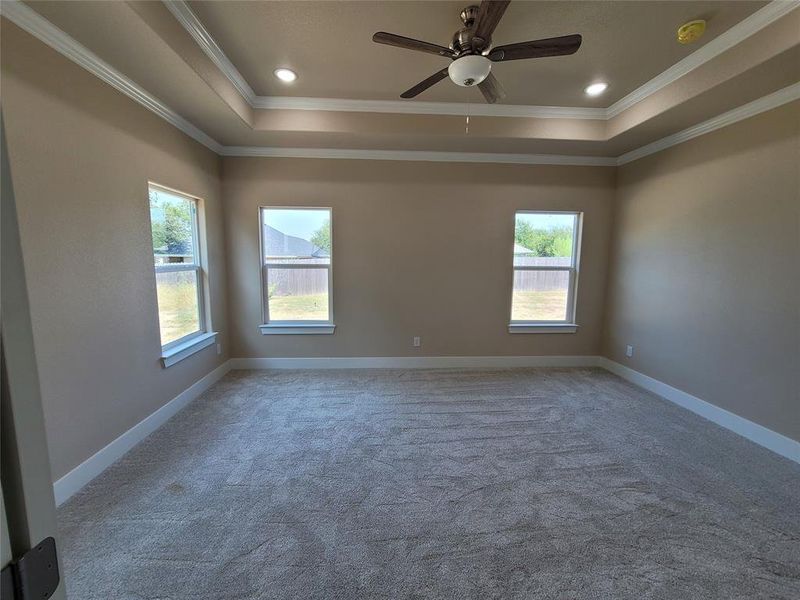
[1,537,60,600]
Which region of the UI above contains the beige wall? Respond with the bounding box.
[4,14,798,485]
[1,22,228,481]
[223,158,615,358]
[604,101,800,441]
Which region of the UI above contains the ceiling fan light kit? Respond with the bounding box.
[373,0,582,104]
[448,55,492,87]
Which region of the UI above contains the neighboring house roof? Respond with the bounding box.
[514,243,535,255]
[264,224,328,257]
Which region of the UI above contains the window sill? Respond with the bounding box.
[259,323,336,335]
[161,332,218,368]
[508,323,578,334]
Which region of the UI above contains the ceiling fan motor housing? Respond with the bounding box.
[452,6,490,55]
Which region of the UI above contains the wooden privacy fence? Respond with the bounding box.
[268,267,328,297]
[514,256,571,292]
[513,270,570,292]
[266,256,573,297]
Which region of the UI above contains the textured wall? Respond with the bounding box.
[604,101,800,441]
[222,157,616,358]
[1,22,229,480]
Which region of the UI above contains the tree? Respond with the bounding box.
[151,196,192,255]
[515,222,572,258]
[310,219,331,254]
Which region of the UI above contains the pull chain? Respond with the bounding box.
[465,101,470,135]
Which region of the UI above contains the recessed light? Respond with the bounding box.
[274,68,297,83]
[585,82,608,97]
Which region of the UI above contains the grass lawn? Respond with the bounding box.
[159,284,565,338]
[270,293,329,321]
[511,289,568,321]
[156,280,199,344]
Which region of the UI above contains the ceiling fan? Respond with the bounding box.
[372,0,582,104]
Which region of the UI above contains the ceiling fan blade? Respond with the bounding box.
[478,72,506,104]
[373,32,455,58]
[473,0,511,42]
[401,68,450,98]
[488,34,582,62]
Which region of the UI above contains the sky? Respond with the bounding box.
[515,212,575,232]
[263,208,330,240]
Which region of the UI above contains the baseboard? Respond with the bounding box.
[52,359,233,506]
[599,357,800,464]
[230,355,603,370]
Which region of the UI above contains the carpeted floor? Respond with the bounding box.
[58,368,800,599]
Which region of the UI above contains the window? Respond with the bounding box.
[149,184,215,364]
[260,207,334,334]
[509,211,582,333]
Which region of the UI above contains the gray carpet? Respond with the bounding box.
[58,368,800,599]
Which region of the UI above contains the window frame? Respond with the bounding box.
[149,182,207,352]
[259,206,335,333]
[509,210,583,332]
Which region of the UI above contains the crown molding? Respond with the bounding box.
[227,74,800,170]
[162,0,256,104]
[252,96,607,120]
[165,0,798,121]
[616,81,800,165]
[219,146,617,166]
[606,0,800,118]
[0,0,223,153]
[2,0,796,168]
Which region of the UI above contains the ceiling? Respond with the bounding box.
[3,0,798,160]
[188,0,766,106]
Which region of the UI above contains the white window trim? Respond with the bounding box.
[259,206,335,335]
[149,183,217,365]
[508,210,583,333]
[161,331,218,367]
[508,324,578,334]
[259,323,336,335]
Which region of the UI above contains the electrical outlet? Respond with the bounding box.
[216,343,222,355]
[625,344,634,358]
[413,336,421,348]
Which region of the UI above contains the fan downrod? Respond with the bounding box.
[460,5,480,27]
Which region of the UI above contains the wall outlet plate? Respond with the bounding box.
[413,336,421,347]
[626,344,634,358]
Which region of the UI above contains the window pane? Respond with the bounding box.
[266,267,329,321]
[511,270,569,321]
[514,213,576,266]
[156,270,200,344]
[150,187,196,265]
[262,208,331,265]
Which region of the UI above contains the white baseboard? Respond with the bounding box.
[53,359,233,505]
[599,358,800,464]
[230,355,603,370]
